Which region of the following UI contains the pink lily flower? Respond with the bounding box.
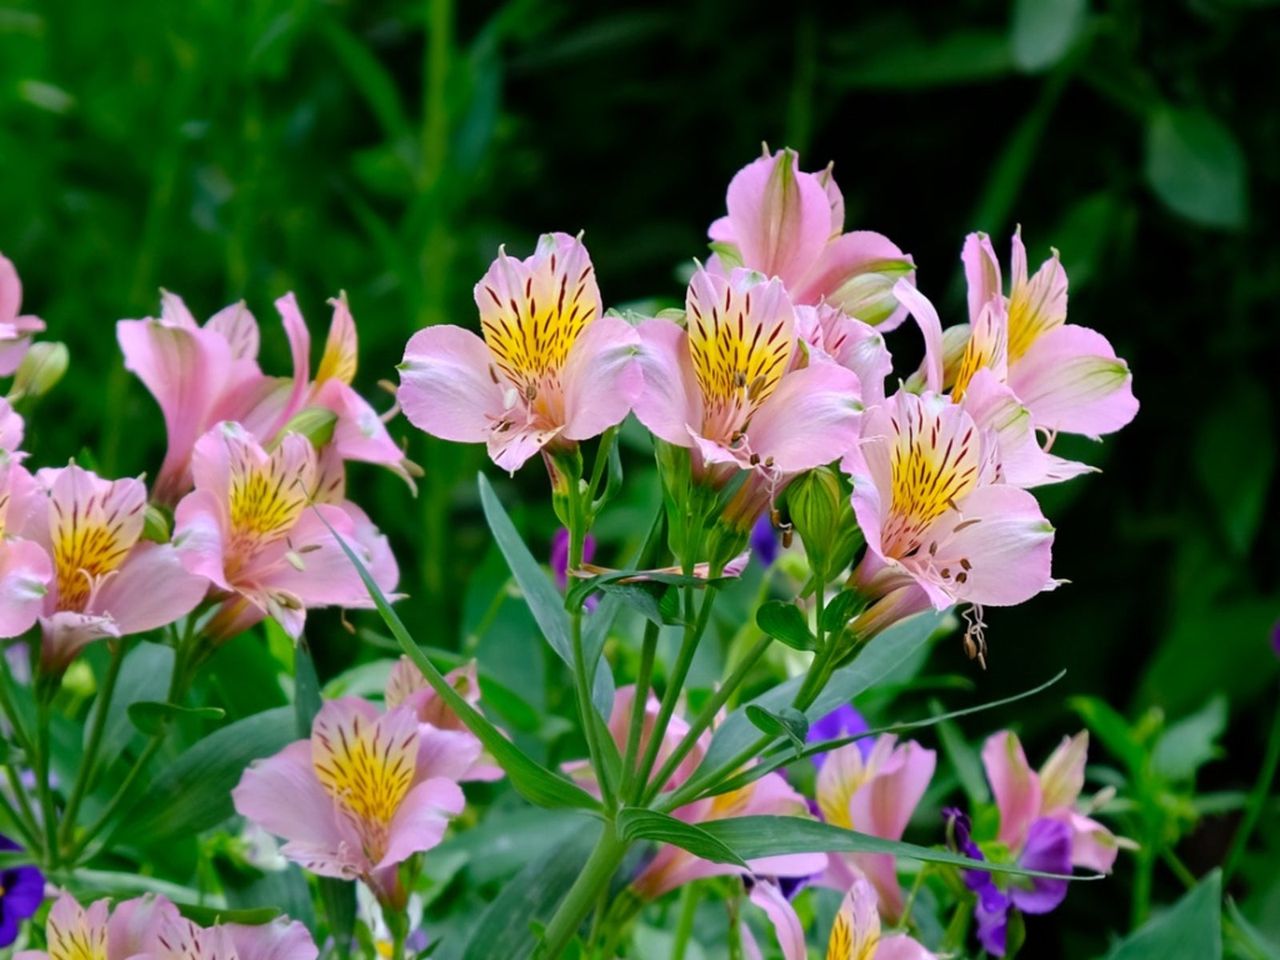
[119,292,408,505]
[634,266,864,527]
[960,231,1138,439]
[745,875,934,960]
[815,736,937,921]
[398,232,641,473]
[708,148,915,329]
[4,464,207,673]
[796,303,894,405]
[0,254,45,377]
[0,457,53,640]
[15,891,317,960]
[173,423,397,641]
[232,697,466,902]
[385,656,500,782]
[843,389,1057,620]
[982,730,1120,873]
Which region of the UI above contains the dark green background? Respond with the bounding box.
[3,0,1277,955]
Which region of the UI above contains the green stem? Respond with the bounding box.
[1223,682,1280,883]
[59,639,128,848]
[643,630,770,806]
[538,824,629,959]
[620,621,659,803]
[0,650,32,754]
[671,883,701,960]
[633,588,716,801]
[34,700,59,867]
[0,772,38,849]
[69,733,165,863]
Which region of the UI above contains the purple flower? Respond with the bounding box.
[750,515,779,568]
[807,703,871,768]
[550,528,596,591]
[0,834,44,948]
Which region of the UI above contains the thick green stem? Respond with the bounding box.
[35,700,59,866]
[642,631,771,806]
[620,621,659,803]
[538,824,629,959]
[1223,681,1280,883]
[60,640,128,848]
[671,883,701,960]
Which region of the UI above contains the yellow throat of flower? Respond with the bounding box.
[52,501,139,613]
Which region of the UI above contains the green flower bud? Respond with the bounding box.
[786,467,861,583]
[142,504,172,543]
[827,258,915,327]
[9,341,69,402]
[276,406,338,448]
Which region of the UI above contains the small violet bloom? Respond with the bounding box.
[0,254,45,377]
[807,703,872,768]
[398,232,641,473]
[5,463,207,673]
[815,736,936,920]
[750,514,779,568]
[14,891,317,960]
[173,422,398,641]
[232,697,468,903]
[0,834,43,949]
[745,875,934,960]
[708,148,915,329]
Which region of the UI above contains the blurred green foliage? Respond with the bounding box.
[3,0,1279,956]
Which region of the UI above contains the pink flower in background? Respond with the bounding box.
[5,464,206,672]
[982,730,1119,874]
[15,891,317,960]
[634,267,863,488]
[173,423,397,640]
[398,232,641,473]
[708,148,915,328]
[960,231,1138,439]
[385,656,499,782]
[0,398,25,454]
[1,418,53,639]
[815,736,937,920]
[0,254,45,377]
[843,390,1057,616]
[744,875,934,960]
[119,291,408,505]
[232,697,466,901]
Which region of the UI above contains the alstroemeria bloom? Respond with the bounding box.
[5,464,206,672]
[843,390,1056,632]
[398,232,641,473]
[119,292,407,505]
[635,267,864,528]
[0,456,53,640]
[815,736,937,920]
[959,231,1138,439]
[745,876,934,960]
[0,254,45,377]
[233,697,466,900]
[173,423,397,640]
[982,730,1119,874]
[14,892,317,960]
[385,656,498,782]
[796,303,894,405]
[708,148,915,328]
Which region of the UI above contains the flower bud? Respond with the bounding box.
[827,258,915,327]
[8,341,69,402]
[276,406,338,448]
[142,504,172,543]
[786,467,861,583]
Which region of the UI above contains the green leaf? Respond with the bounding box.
[701,816,1096,881]
[937,714,991,806]
[1070,696,1145,777]
[127,701,226,736]
[820,590,866,635]
[1151,697,1227,783]
[1195,383,1275,556]
[703,611,942,772]
[461,820,599,960]
[478,473,614,718]
[617,808,747,867]
[756,601,815,652]
[1145,107,1247,229]
[323,507,601,813]
[115,707,296,846]
[1105,870,1221,960]
[1010,0,1087,72]
[294,642,323,736]
[0,738,26,766]
[100,642,173,752]
[178,904,281,927]
[745,705,809,752]
[1225,898,1280,960]
[833,29,1014,89]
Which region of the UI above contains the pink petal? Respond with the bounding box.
[850,741,936,842]
[877,934,937,960]
[1038,731,1088,812]
[92,542,209,636]
[232,740,351,853]
[313,380,406,469]
[633,318,701,447]
[793,230,915,327]
[266,293,314,438]
[962,232,1003,323]
[225,918,319,960]
[173,489,232,590]
[415,725,483,782]
[1057,809,1119,873]
[747,881,807,960]
[40,611,121,672]
[1008,324,1138,437]
[398,325,504,443]
[0,253,22,323]
[891,279,944,394]
[378,776,464,870]
[315,293,358,386]
[0,538,52,638]
[0,397,24,451]
[744,360,863,473]
[206,301,261,361]
[487,422,562,473]
[723,150,832,288]
[982,731,1043,851]
[107,895,182,960]
[560,315,642,440]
